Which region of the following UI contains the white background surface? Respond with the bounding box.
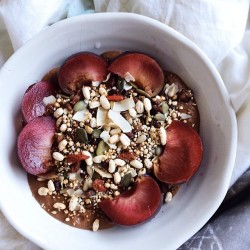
[0,1,249,249]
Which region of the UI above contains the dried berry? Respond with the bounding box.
[93,179,107,192]
[118,151,137,161]
[107,95,124,101]
[67,153,89,164]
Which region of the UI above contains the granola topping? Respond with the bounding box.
[18,52,202,231]
[35,74,195,230]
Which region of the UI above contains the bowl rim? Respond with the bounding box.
[0,12,237,250]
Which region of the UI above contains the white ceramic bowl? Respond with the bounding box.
[0,13,237,250]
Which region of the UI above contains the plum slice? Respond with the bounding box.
[21,81,57,123]
[98,176,161,226]
[18,116,55,175]
[58,52,108,94]
[154,120,203,184]
[108,52,164,97]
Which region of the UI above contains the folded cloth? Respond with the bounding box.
[0,0,95,51]
[94,0,249,65]
[94,0,250,186]
[0,16,13,66]
[0,0,250,249]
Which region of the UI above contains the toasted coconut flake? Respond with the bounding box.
[72,110,89,122]
[74,189,84,197]
[67,189,75,196]
[108,110,132,133]
[127,166,137,177]
[100,130,117,149]
[179,113,192,120]
[92,81,101,87]
[165,83,179,97]
[96,107,108,126]
[103,72,111,82]
[100,130,110,142]
[68,173,77,180]
[43,95,56,105]
[124,72,135,82]
[123,81,133,91]
[112,97,135,112]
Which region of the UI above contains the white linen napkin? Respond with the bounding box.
[95,0,250,185]
[2,0,247,184]
[0,0,249,249]
[94,0,249,65]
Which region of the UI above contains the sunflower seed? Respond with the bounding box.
[92,219,100,232]
[130,160,143,169]
[82,86,91,100]
[159,126,167,145]
[135,100,144,113]
[100,95,110,109]
[114,172,121,184]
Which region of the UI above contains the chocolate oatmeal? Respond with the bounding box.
[18,51,203,230]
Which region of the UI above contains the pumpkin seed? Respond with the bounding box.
[76,128,88,143]
[161,102,169,114]
[127,80,151,98]
[135,88,151,98]
[155,146,163,156]
[37,171,58,180]
[117,78,124,92]
[92,129,102,139]
[128,81,138,89]
[73,101,88,112]
[96,140,109,155]
[60,94,70,99]
[121,171,133,189]
[154,113,165,121]
[151,148,156,155]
